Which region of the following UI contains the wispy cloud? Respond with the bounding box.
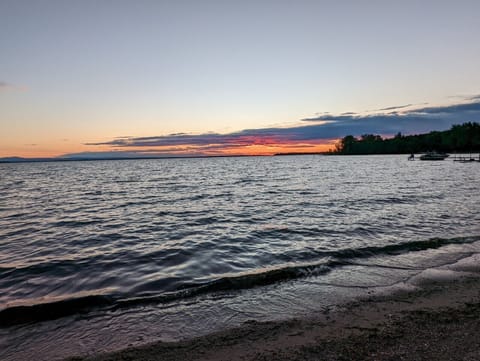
[87,130,292,148]
[466,94,480,101]
[448,94,480,101]
[373,104,413,112]
[85,99,480,156]
[0,81,12,90]
[0,81,27,92]
[406,101,480,115]
[301,101,480,135]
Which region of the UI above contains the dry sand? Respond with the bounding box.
[69,275,480,361]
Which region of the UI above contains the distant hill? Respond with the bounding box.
[0,157,25,162]
[333,122,480,154]
[0,155,179,163]
[0,153,254,163]
[0,157,54,163]
[0,151,188,163]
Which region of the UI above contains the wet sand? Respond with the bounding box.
[68,273,480,361]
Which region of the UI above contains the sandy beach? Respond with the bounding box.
[68,272,480,361]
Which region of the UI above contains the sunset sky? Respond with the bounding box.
[1,0,480,158]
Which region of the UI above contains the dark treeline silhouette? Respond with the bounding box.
[334,122,480,154]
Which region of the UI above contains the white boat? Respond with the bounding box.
[419,152,449,161]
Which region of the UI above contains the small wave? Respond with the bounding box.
[0,263,331,327]
[52,219,103,228]
[173,194,207,202]
[117,199,157,208]
[1,227,39,239]
[251,227,341,238]
[185,216,227,226]
[114,179,140,183]
[233,178,256,185]
[117,262,332,308]
[1,235,478,327]
[347,193,445,208]
[0,295,114,327]
[2,212,32,219]
[0,250,125,278]
[332,236,479,259]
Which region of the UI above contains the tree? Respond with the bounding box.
[333,122,480,154]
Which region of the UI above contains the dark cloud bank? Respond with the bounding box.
[80,101,480,156]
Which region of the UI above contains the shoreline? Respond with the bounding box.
[69,273,480,361]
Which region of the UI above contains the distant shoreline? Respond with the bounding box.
[0,152,463,164]
[3,152,479,164]
[0,154,264,164]
[0,152,335,163]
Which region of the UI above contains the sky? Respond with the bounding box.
[1,0,480,158]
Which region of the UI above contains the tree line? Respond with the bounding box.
[333,122,480,154]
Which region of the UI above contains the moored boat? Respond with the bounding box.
[419,152,449,161]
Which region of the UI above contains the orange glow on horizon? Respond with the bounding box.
[1,139,338,158]
[215,143,334,156]
[106,140,336,157]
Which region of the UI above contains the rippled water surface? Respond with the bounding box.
[1,155,479,359]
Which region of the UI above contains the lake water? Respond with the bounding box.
[1,155,479,360]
